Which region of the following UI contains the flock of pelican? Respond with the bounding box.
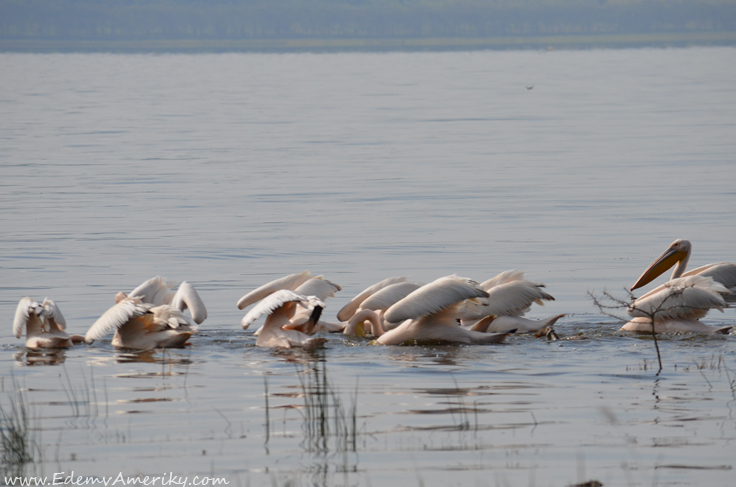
[12,239,736,351]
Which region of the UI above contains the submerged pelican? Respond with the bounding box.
[336,276,410,323]
[85,296,198,350]
[459,270,565,333]
[14,297,84,349]
[371,275,514,345]
[624,240,734,334]
[241,290,328,349]
[237,271,342,334]
[341,280,423,336]
[118,276,208,324]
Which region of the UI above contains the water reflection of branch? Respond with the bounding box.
[589,288,668,376]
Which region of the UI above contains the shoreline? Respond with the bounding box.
[2,31,736,53]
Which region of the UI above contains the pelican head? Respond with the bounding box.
[631,239,691,291]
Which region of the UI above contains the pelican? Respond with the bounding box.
[459,270,565,333]
[623,239,735,334]
[371,275,514,345]
[622,275,731,334]
[336,276,409,322]
[117,276,208,324]
[85,296,198,350]
[237,271,342,334]
[342,280,423,336]
[241,290,328,349]
[631,239,736,300]
[13,297,84,349]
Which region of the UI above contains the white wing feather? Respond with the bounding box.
[384,276,489,323]
[236,271,312,310]
[241,289,304,330]
[41,298,67,330]
[13,297,36,339]
[171,281,208,324]
[683,262,736,300]
[294,276,342,301]
[150,305,197,330]
[86,298,152,342]
[361,282,423,311]
[480,270,527,290]
[482,280,554,317]
[128,276,176,305]
[336,276,408,321]
[628,275,728,321]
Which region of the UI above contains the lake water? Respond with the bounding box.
[1,47,735,487]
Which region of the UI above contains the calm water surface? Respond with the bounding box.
[1,48,735,486]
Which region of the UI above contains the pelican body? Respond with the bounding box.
[122,276,208,324]
[86,297,198,350]
[625,239,734,334]
[14,297,83,349]
[372,275,514,346]
[242,290,328,349]
[237,271,343,335]
[458,270,565,334]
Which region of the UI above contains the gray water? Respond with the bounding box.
[1,48,735,487]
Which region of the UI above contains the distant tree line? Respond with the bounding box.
[1,0,735,41]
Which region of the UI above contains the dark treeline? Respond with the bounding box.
[1,0,735,42]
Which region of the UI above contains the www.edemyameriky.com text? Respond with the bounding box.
[4,473,230,487]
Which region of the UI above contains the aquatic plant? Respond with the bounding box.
[295,358,359,454]
[0,376,42,476]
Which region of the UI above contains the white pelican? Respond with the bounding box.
[237,271,342,334]
[459,270,565,333]
[237,271,312,310]
[622,275,731,334]
[13,297,84,349]
[85,296,198,350]
[118,276,208,324]
[631,239,736,300]
[623,239,735,334]
[336,276,409,322]
[241,290,328,349]
[372,275,514,345]
[342,280,423,336]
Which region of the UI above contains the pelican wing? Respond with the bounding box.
[86,298,152,342]
[241,289,305,330]
[480,270,527,291]
[384,276,489,323]
[294,276,342,301]
[171,281,208,324]
[361,282,423,311]
[683,262,736,294]
[13,297,38,338]
[336,276,408,321]
[236,271,312,310]
[483,280,554,317]
[129,276,177,305]
[150,305,197,331]
[629,275,727,321]
[41,298,67,331]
